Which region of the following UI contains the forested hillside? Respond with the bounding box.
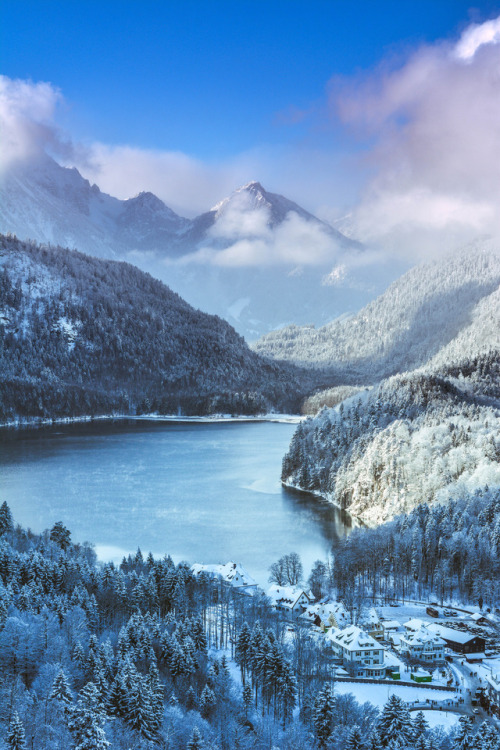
[0,503,490,750]
[253,249,500,383]
[282,364,500,524]
[332,485,500,608]
[0,234,317,421]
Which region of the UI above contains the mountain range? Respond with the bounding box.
[252,245,500,383]
[0,154,404,339]
[276,249,500,523]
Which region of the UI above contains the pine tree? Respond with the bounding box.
[127,674,156,740]
[186,686,197,711]
[312,685,336,749]
[0,502,14,536]
[200,684,217,720]
[50,521,71,550]
[147,661,164,731]
[67,682,109,750]
[378,695,414,747]
[235,622,252,685]
[6,711,26,750]
[413,710,429,739]
[187,726,204,750]
[454,716,474,750]
[346,725,364,750]
[242,684,252,718]
[367,729,383,750]
[49,668,73,706]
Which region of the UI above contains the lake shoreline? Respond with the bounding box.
[0,411,304,432]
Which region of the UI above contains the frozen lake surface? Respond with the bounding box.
[0,419,354,585]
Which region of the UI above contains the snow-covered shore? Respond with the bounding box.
[0,412,304,430]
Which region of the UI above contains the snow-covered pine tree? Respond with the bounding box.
[377,695,414,748]
[127,674,157,740]
[200,684,217,720]
[413,710,429,739]
[312,684,336,749]
[67,682,109,750]
[0,502,14,536]
[49,668,73,706]
[186,725,204,750]
[346,725,364,750]
[6,711,26,750]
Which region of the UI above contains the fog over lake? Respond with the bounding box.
[0,420,354,586]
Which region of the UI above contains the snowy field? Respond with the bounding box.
[334,682,457,709]
[418,710,461,729]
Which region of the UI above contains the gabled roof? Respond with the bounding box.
[267,585,311,609]
[428,623,484,645]
[327,625,384,651]
[404,618,426,631]
[401,626,446,647]
[191,561,257,587]
[300,600,349,626]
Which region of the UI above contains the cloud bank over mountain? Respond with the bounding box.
[2,13,500,262]
[331,14,500,256]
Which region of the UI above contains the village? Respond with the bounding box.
[191,560,500,731]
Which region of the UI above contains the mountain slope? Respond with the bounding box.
[252,247,500,379]
[0,234,316,421]
[282,365,500,524]
[0,155,402,340]
[0,155,188,259]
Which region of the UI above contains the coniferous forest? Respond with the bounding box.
[0,500,498,750]
[0,234,323,422]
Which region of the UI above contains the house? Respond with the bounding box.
[266,585,313,614]
[470,613,489,626]
[427,624,486,657]
[300,600,349,631]
[191,562,257,591]
[363,608,384,640]
[382,619,402,639]
[400,625,446,664]
[403,618,426,633]
[327,625,386,678]
[485,672,500,713]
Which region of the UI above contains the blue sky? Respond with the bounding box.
[2,0,499,158]
[2,0,500,256]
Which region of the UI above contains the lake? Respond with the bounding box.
[0,419,354,586]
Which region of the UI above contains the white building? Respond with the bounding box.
[191,562,257,591]
[400,625,446,664]
[266,585,313,614]
[327,625,386,678]
[403,618,426,633]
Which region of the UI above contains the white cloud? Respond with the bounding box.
[455,15,500,60]
[332,14,500,257]
[0,76,62,170]
[176,197,347,268]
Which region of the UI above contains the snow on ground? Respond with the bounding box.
[333,682,457,709]
[418,710,461,729]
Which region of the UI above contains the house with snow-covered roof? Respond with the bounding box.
[191,562,257,591]
[299,600,349,631]
[266,585,312,614]
[400,625,446,664]
[427,624,485,658]
[403,618,426,633]
[362,608,384,640]
[327,625,386,678]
